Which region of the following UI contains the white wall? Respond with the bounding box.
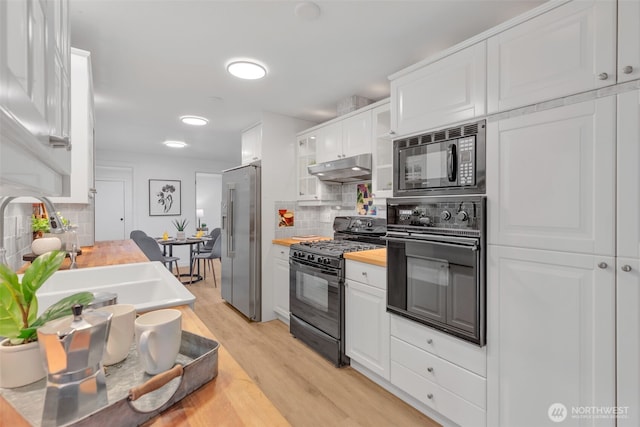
[96,149,236,265]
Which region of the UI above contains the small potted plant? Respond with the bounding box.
[172,218,189,241]
[31,215,50,239]
[0,251,94,388]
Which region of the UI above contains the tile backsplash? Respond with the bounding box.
[2,203,34,271]
[274,183,386,239]
[55,202,95,247]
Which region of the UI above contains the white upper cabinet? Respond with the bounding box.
[50,48,95,204]
[487,245,615,427]
[390,41,486,137]
[487,97,616,256]
[487,0,616,114]
[241,123,262,164]
[296,131,338,202]
[0,0,71,196]
[316,109,372,163]
[618,0,640,83]
[371,102,393,200]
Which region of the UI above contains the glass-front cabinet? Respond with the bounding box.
[372,102,393,201]
[297,132,318,200]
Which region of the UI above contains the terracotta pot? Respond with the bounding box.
[0,339,45,388]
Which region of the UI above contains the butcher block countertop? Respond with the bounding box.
[272,236,331,246]
[4,240,290,427]
[343,248,387,267]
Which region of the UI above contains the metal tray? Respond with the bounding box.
[0,331,219,426]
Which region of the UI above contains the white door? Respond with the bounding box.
[487,97,616,256]
[487,0,616,113]
[487,245,616,427]
[95,179,125,241]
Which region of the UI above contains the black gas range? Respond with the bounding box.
[289,216,386,367]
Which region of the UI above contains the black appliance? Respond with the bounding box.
[393,120,486,197]
[386,196,486,346]
[289,216,386,366]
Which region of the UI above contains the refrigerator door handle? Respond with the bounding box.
[227,184,235,257]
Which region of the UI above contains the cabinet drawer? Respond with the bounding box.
[273,245,290,262]
[391,337,485,409]
[345,261,386,290]
[391,361,486,427]
[390,314,486,377]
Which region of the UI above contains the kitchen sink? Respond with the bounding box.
[33,261,196,315]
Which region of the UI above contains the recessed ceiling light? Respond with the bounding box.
[164,140,187,148]
[227,61,267,80]
[180,115,209,126]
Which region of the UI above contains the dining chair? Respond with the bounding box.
[135,236,181,277]
[193,227,221,255]
[129,230,148,245]
[190,234,221,286]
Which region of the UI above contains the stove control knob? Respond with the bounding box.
[324,258,330,265]
[308,254,315,261]
[419,217,431,226]
[367,221,373,227]
[316,257,323,264]
[441,210,452,221]
[457,211,469,222]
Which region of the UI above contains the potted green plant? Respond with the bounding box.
[172,218,189,241]
[0,250,94,388]
[31,215,50,239]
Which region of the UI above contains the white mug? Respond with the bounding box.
[135,309,182,375]
[97,304,136,366]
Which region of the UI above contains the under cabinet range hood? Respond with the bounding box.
[308,153,372,183]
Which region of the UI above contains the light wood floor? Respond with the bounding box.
[187,260,440,427]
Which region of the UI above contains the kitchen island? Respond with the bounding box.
[3,240,290,427]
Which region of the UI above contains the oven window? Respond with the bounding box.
[296,271,329,312]
[407,257,449,323]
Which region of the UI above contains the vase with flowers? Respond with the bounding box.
[0,251,94,388]
[172,218,189,241]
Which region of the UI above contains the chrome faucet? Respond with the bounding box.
[0,196,65,248]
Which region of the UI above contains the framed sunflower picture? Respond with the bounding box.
[149,179,181,216]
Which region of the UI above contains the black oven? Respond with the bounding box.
[393,120,485,197]
[386,197,486,346]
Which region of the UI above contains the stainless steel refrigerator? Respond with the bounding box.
[221,163,261,321]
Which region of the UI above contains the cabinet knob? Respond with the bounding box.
[280,251,284,255]
[427,367,434,373]
[621,265,632,272]
[427,393,434,400]
[598,72,609,80]
[598,262,608,269]
[623,66,634,74]
[389,130,396,136]
[427,338,433,344]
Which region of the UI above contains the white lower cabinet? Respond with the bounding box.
[487,245,616,427]
[272,245,290,324]
[345,260,389,380]
[390,315,487,427]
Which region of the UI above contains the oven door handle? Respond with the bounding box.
[383,235,479,251]
[290,258,341,283]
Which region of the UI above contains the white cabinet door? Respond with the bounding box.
[617,257,640,427]
[391,41,486,137]
[341,109,372,158]
[272,246,290,324]
[487,0,616,113]
[487,245,616,427]
[345,278,389,380]
[487,97,615,256]
[296,132,317,201]
[316,121,342,163]
[241,123,262,164]
[617,90,640,259]
[50,48,94,204]
[618,0,640,83]
[371,102,393,201]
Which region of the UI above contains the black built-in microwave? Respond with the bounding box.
[393,120,486,197]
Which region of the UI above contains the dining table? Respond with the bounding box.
[156,236,211,284]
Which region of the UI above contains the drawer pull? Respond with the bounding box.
[426,338,433,344]
[621,265,632,272]
[427,367,434,373]
[361,271,367,276]
[427,393,434,400]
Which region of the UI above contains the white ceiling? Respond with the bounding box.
[69,0,546,164]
